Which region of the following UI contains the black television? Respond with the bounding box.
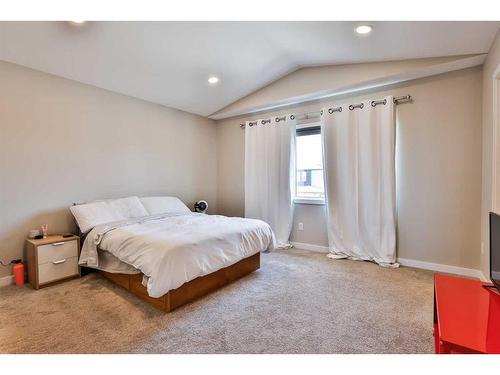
[489,212,500,291]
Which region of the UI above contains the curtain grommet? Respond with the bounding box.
[371,99,387,107]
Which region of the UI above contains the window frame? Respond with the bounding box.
[294,121,326,206]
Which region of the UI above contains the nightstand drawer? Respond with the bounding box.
[38,256,79,284]
[37,240,78,265]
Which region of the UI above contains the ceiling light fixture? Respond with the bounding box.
[70,20,86,25]
[208,76,220,85]
[355,25,372,35]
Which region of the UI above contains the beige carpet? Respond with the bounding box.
[0,248,434,353]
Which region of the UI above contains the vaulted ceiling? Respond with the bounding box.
[0,21,498,116]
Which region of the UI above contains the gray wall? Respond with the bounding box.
[216,67,483,269]
[0,61,217,279]
[0,57,485,280]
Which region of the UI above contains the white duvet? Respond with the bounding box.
[80,213,276,297]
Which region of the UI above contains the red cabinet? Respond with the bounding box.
[434,274,500,353]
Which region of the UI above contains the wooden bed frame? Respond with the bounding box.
[97,253,260,312]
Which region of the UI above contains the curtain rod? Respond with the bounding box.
[239,95,412,129]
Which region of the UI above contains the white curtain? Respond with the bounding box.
[245,116,296,247]
[321,96,398,267]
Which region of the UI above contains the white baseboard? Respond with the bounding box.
[290,241,329,253]
[479,271,489,282]
[292,241,485,280]
[0,275,14,287]
[396,257,484,280]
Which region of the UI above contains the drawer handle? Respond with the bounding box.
[51,242,65,246]
[52,259,67,265]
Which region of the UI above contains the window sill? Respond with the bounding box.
[293,198,325,206]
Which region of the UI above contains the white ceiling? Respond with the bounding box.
[0,21,499,117]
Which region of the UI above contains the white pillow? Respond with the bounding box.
[70,201,124,233]
[107,196,148,219]
[140,196,191,215]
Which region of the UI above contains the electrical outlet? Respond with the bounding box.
[298,222,304,231]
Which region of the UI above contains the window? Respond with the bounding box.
[295,124,325,204]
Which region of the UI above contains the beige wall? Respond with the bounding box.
[0,61,217,279]
[217,66,483,269]
[481,30,500,278]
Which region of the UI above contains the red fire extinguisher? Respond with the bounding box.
[12,261,24,287]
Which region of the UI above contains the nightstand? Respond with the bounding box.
[26,235,80,289]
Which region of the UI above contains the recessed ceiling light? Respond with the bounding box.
[70,20,86,25]
[355,25,372,35]
[208,76,220,85]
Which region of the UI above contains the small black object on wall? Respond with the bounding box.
[194,200,208,214]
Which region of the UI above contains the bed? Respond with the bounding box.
[72,196,275,312]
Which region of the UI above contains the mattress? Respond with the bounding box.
[80,213,276,297]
